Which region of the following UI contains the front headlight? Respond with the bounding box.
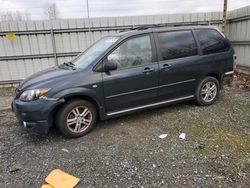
[20,88,50,101]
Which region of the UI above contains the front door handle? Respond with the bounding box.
[142,67,155,74]
[161,64,171,71]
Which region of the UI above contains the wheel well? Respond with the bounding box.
[206,73,222,86]
[50,95,100,126]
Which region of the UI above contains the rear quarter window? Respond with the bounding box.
[195,29,230,55]
[157,30,198,60]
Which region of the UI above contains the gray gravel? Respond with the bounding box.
[0,97,13,110]
[0,87,15,110]
[0,87,249,188]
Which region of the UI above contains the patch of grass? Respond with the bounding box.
[186,123,250,155]
[186,122,250,184]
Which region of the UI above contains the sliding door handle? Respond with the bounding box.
[142,67,155,73]
[161,64,171,71]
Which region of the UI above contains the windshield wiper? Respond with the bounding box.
[63,62,76,70]
[63,61,75,67]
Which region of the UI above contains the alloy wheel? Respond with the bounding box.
[201,81,217,103]
[66,106,92,133]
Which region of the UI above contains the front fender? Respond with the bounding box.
[53,87,103,107]
[51,87,106,119]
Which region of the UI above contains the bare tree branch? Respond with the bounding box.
[0,10,31,21]
[44,3,59,20]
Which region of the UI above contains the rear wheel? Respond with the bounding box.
[56,99,97,138]
[195,76,220,106]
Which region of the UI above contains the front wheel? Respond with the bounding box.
[56,99,97,138]
[195,77,220,106]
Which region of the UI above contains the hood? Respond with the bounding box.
[18,66,76,90]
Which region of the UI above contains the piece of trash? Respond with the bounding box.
[213,175,226,182]
[45,169,80,188]
[198,143,205,149]
[62,148,69,153]
[9,168,20,173]
[158,134,168,139]
[41,184,54,188]
[179,133,186,140]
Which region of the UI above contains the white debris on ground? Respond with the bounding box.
[158,134,168,139]
[61,148,69,153]
[179,133,186,140]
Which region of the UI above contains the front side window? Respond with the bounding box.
[158,31,198,60]
[73,37,119,69]
[195,29,229,55]
[107,35,152,70]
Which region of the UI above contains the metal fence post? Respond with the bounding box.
[50,28,58,65]
[222,0,228,33]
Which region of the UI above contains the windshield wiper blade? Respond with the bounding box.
[63,62,75,67]
[63,62,76,70]
[68,61,75,66]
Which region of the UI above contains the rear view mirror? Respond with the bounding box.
[104,61,117,72]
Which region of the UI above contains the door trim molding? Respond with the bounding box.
[159,79,196,88]
[107,95,194,116]
[106,86,158,99]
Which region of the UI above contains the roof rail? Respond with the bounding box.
[120,21,212,32]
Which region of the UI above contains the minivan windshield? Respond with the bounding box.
[72,36,119,69]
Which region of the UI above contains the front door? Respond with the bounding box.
[102,34,159,114]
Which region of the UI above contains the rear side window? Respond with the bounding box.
[195,29,229,55]
[158,30,198,60]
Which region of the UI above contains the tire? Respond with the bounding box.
[56,99,97,138]
[195,76,220,106]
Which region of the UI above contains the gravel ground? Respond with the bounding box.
[0,87,249,188]
[0,87,15,110]
[0,97,13,110]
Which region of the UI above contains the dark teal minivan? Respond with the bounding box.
[12,26,235,138]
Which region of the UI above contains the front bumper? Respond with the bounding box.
[12,97,64,135]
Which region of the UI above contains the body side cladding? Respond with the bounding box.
[102,95,194,120]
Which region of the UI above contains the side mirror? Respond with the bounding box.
[104,61,117,72]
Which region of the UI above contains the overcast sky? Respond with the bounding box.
[1,0,250,20]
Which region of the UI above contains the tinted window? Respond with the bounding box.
[195,29,229,55]
[158,31,198,60]
[107,35,152,70]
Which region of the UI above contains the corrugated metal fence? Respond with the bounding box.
[0,6,249,84]
[228,6,250,73]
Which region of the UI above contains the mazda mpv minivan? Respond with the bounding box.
[12,26,235,138]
